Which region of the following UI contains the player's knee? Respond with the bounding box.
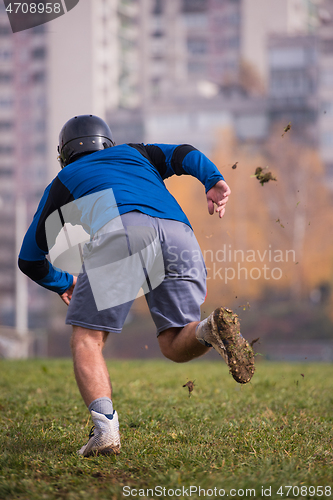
[71,326,108,352]
[158,328,183,362]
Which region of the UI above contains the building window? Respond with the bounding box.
[182,0,207,13]
[0,73,12,83]
[32,72,46,83]
[0,97,13,108]
[0,167,13,177]
[229,12,240,25]
[215,36,240,50]
[270,48,304,69]
[0,49,12,61]
[187,38,207,54]
[0,121,13,130]
[32,25,45,34]
[183,13,208,28]
[213,14,239,28]
[32,47,46,60]
[0,25,11,36]
[188,61,207,74]
[228,36,240,49]
[151,78,161,98]
[152,0,163,15]
[270,69,313,97]
[0,145,14,155]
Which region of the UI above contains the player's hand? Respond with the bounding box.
[206,180,231,218]
[60,275,77,305]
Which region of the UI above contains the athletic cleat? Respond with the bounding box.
[78,410,121,457]
[196,307,255,384]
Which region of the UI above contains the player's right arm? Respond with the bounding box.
[18,178,75,295]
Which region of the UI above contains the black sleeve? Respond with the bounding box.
[35,177,74,253]
[170,144,198,175]
[127,143,168,178]
[18,258,50,282]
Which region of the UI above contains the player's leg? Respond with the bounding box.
[65,247,130,457]
[66,212,157,456]
[147,219,211,360]
[159,308,255,384]
[70,325,120,457]
[70,326,111,407]
[148,218,255,383]
[157,322,210,362]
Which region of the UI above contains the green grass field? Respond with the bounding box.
[0,359,332,500]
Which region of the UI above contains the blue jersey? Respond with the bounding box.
[18,143,224,294]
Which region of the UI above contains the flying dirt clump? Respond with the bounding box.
[250,338,260,348]
[253,167,277,186]
[282,122,291,137]
[183,380,195,397]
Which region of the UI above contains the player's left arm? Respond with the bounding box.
[206,179,231,219]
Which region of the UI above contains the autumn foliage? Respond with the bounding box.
[165,127,333,312]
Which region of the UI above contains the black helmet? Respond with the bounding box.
[58,114,115,168]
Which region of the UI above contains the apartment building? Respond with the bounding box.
[266,0,333,174]
[317,0,333,177]
[142,0,242,99]
[0,3,49,330]
[242,0,320,87]
[267,33,319,142]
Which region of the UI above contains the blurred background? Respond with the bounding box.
[0,0,332,361]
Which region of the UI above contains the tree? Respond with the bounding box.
[166,126,333,311]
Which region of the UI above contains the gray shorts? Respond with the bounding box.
[66,211,207,335]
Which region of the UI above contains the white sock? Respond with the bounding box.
[88,397,114,420]
[195,317,213,347]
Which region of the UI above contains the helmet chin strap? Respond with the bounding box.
[57,146,64,169]
[57,154,65,169]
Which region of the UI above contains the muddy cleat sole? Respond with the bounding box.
[197,307,255,384]
[78,410,121,457]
